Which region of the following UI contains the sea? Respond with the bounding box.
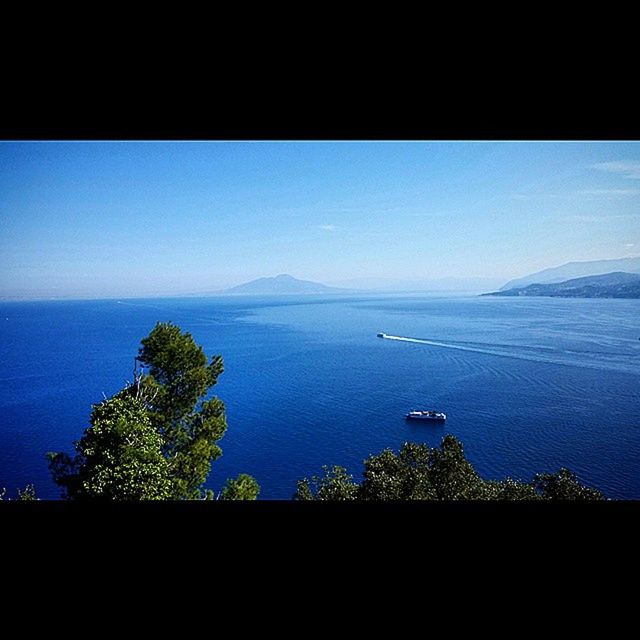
[1,294,639,499]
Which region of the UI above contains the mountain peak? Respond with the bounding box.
[224,274,347,295]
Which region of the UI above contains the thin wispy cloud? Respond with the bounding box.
[592,161,640,180]
[625,243,635,248]
[318,224,336,231]
[561,214,601,223]
[520,188,640,201]
[560,213,639,222]
[576,188,640,197]
[320,205,405,214]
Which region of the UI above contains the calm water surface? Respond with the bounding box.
[1,295,638,499]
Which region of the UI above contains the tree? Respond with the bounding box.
[221,474,261,500]
[16,484,38,500]
[533,468,604,500]
[49,322,259,500]
[296,435,605,501]
[488,478,539,500]
[359,444,435,500]
[135,322,228,499]
[426,435,489,499]
[295,465,358,500]
[48,395,172,500]
[0,485,39,500]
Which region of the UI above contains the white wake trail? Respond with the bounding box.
[379,333,632,373]
[382,334,486,355]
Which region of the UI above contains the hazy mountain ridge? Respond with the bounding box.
[500,257,640,291]
[485,271,640,299]
[223,274,349,295]
[328,276,505,292]
[222,274,504,295]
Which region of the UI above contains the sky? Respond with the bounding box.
[1,141,639,298]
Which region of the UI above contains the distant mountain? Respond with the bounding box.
[500,257,640,291]
[328,276,505,293]
[223,274,348,295]
[484,271,640,299]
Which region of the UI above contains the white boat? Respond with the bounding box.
[405,410,447,422]
[377,332,387,338]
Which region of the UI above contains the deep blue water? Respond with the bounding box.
[1,295,639,499]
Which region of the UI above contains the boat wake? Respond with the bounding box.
[379,333,638,374]
[382,334,533,357]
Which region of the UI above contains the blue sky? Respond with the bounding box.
[1,141,639,297]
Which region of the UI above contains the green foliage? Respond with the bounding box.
[0,484,39,500]
[16,484,38,500]
[48,395,172,500]
[357,437,489,500]
[221,473,261,500]
[533,468,605,500]
[359,444,435,500]
[48,322,259,501]
[488,478,540,500]
[298,435,605,501]
[135,322,227,499]
[295,465,358,500]
[294,480,315,501]
[427,434,488,499]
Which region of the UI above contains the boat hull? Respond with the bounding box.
[406,410,447,422]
